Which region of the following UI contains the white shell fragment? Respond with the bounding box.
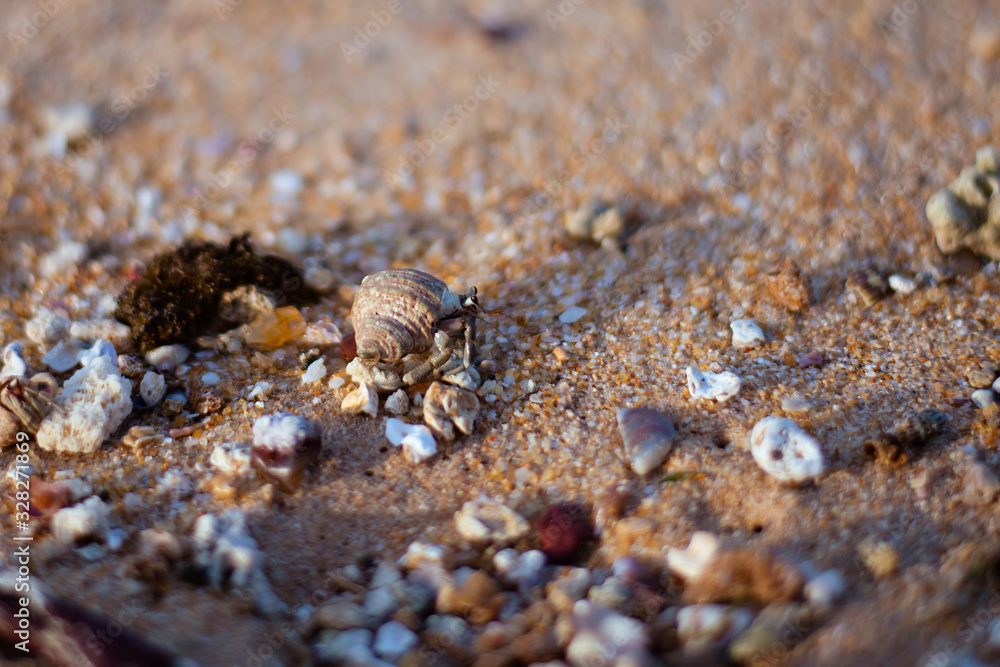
[140,371,166,406]
[144,344,190,373]
[454,496,530,546]
[686,365,741,403]
[559,306,588,324]
[51,496,110,545]
[616,407,675,476]
[384,390,410,416]
[666,531,720,581]
[442,365,481,392]
[342,382,378,417]
[424,381,480,441]
[1,342,28,380]
[749,416,826,483]
[730,319,765,347]
[385,418,438,464]
[252,412,323,489]
[42,340,83,372]
[301,358,327,384]
[888,274,917,295]
[78,340,117,367]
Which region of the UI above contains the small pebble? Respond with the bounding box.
[78,340,117,367]
[373,621,418,662]
[201,372,221,385]
[383,389,409,416]
[667,532,720,581]
[857,538,899,579]
[558,306,587,324]
[804,569,847,607]
[424,381,480,441]
[342,382,378,417]
[301,358,326,384]
[781,395,812,413]
[797,351,824,368]
[51,496,110,545]
[972,389,997,409]
[454,496,529,546]
[686,365,741,403]
[328,375,346,390]
[845,268,889,306]
[1,343,28,380]
[140,371,166,406]
[749,417,825,484]
[764,259,810,312]
[968,367,997,389]
[384,418,438,464]
[247,381,273,401]
[144,344,190,373]
[888,274,917,294]
[537,502,592,564]
[730,319,764,347]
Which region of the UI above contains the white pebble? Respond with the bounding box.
[559,306,588,324]
[373,621,418,662]
[51,496,109,545]
[210,442,252,476]
[342,383,378,417]
[749,416,825,483]
[972,389,996,409]
[301,358,327,384]
[454,496,529,546]
[686,365,741,402]
[42,340,82,372]
[201,371,221,385]
[804,569,847,606]
[145,344,190,373]
[666,531,720,581]
[25,308,70,346]
[247,381,273,400]
[79,340,117,367]
[328,375,346,390]
[384,418,437,464]
[140,371,166,406]
[781,395,812,413]
[888,274,917,294]
[270,170,304,199]
[0,342,27,380]
[676,604,754,651]
[730,319,765,347]
[384,389,409,416]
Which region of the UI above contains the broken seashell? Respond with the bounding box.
[140,371,166,407]
[616,407,675,476]
[251,412,323,490]
[454,496,529,546]
[749,417,825,484]
[385,418,437,464]
[686,366,741,403]
[342,382,378,417]
[423,381,479,441]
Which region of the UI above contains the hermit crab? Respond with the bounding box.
[0,374,60,433]
[351,268,483,391]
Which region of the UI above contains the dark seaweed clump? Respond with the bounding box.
[115,234,315,352]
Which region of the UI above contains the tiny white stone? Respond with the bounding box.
[0,343,27,380]
[140,371,166,406]
[384,390,409,416]
[301,358,327,384]
[51,496,109,545]
[686,365,741,402]
[79,340,117,367]
[559,306,588,324]
[384,418,437,463]
[342,383,378,417]
[804,569,847,606]
[972,389,997,409]
[144,344,189,373]
[667,531,720,581]
[201,371,221,385]
[730,319,765,347]
[247,381,273,400]
[781,395,812,413]
[888,274,916,294]
[328,375,346,390]
[210,442,252,476]
[454,496,529,546]
[749,416,825,483]
[270,170,304,199]
[42,340,83,372]
[373,621,418,662]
